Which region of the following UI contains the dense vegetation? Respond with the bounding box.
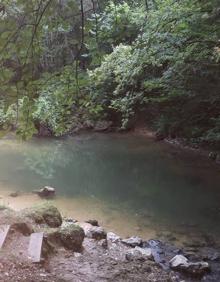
[0,0,219,146]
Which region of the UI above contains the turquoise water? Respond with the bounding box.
[0,133,220,237]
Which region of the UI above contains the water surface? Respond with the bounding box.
[0,133,220,241]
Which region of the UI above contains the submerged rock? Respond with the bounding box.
[22,204,62,228]
[60,223,85,251]
[9,192,19,198]
[85,219,99,226]
[170,254,210,277]
[33,186,55,198]
[122,236,143,247]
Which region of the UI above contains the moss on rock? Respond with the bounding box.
[21,203,62,228]
[60,223,85,251]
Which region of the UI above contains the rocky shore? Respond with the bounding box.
[0,203,219,282]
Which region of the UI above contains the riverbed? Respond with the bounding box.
[0,133,220,245]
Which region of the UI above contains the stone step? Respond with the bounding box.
[0,225,10,249]
[28,232,44,263]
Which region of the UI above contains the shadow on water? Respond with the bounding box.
[0,133,220,238]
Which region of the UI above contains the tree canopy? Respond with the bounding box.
[0,0,219,145]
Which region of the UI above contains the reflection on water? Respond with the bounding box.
[0,133,220,240]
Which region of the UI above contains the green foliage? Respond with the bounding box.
[33,66,102,136]
[0,0,219,145]
[88,0,220,139]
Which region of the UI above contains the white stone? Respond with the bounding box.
[134,246,153,259]
[107,232,121,243]
[170,255,188,268]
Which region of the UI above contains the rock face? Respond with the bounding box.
[122,236,143,247]
[22,204,62,228]
[59,223,85,251]
[170,254,210,277]
[34,186,55,198]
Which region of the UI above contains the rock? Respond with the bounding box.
[98,239,108,249]
[125,249,145,262]
[64,217,78,223]
[85,219,99,226]
[157,231,177,242]
[199,247,220,261]
[9,192,19,197]
[183,238,206,248]
[94,120,113,132]
[22,204,62,228]
[107,232,121,243]
[59,223,85,251]
[208,151,217,161]
[122,236,143,247]
[83,120,95,129]
[85,226,107,240]
[33,186,55,198]
[43,229,60,249]
[170,255,188,268]
[185,261,210,276]
[11,222,33,236]
[155,130,166,141]
[170,255,210,277]
[125,247,152,262]
[134,246,153,259]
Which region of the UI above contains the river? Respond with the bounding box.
[0,133,220,245]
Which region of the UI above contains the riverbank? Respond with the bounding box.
[0,203,219,282]
[132,126,220,165]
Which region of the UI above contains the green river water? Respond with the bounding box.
[0,133,220,241]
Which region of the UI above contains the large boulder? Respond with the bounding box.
[22,204,62,228]
[59,223,85,251]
